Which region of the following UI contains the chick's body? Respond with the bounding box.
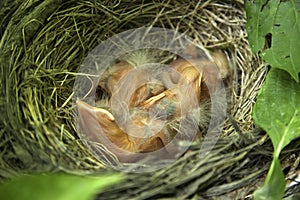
[77,100,171,162]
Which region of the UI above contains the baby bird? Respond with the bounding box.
[77,47,230,163]
[142,55,222,117]
[77,100,172,162]
[99,61,165,107]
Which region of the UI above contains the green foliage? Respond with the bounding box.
[0,173,123,200]
[246,0,300,82]
[253,158,285,200]
[253,69,300,157]
[253,69,300,200]
[247,0,300,199]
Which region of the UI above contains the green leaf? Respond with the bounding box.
[253,68,300,199]
[253,68,300,155]
[246,0,280,53]
[254,158,285,200]
[0,173,123,200]
[246,0,300,82]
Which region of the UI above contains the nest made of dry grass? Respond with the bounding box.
[1,0,299,199]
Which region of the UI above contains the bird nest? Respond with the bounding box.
[1,0,299,199]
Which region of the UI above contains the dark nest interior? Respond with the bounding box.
[0,0,299,199]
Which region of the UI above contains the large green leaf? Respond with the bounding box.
[253,69,300,156]
[0,173,123,200]
[253,68,300,200]
[246,0,300,82]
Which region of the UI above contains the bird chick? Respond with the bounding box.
[142,57,205,117]
[98,61,165,107]
[77,100,172,162]
[80,47,230,163]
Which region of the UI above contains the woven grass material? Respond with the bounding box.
[1,0,299,198]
